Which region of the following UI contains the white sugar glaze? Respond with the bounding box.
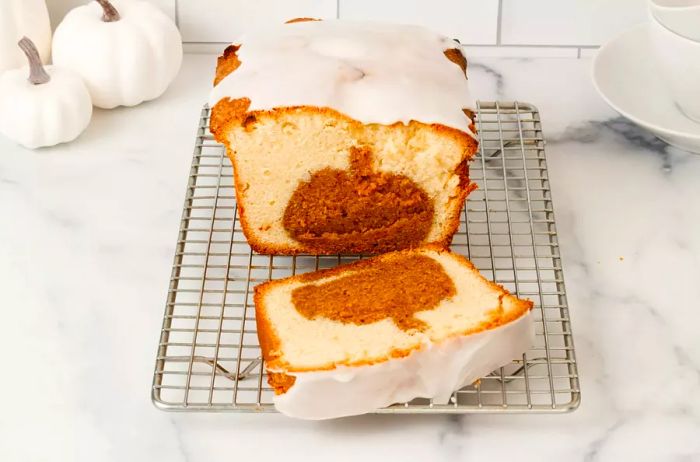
[273,310,534,420]
[209,20,476,137]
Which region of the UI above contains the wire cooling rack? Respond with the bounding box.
[151,102,580,413]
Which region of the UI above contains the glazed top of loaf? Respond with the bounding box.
[209,20,476,137]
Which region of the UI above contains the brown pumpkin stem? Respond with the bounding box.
[96,0,120,22]
[18,37,50,85]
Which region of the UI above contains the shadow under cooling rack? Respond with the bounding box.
[151,101,581,414]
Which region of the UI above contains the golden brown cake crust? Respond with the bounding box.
[444,48,468,76]
[285,17,322,24]
[268,372,296,394]
[253,245,534,376]
[213,45,241,86]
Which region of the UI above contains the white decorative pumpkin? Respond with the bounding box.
[0,38,93,149]
[52,0,183,109]
[0,0,52,72]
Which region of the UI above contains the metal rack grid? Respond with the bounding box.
[151,102,580,413]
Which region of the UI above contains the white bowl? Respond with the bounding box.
[649,0,700,41]
[649,13,700,122]
[593,24,700,154]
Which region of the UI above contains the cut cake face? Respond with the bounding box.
[209,20,479,254]
[254,246,534,419]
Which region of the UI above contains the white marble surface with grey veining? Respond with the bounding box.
[1,54,699,461]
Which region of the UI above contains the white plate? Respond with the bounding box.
[592,23,700,154]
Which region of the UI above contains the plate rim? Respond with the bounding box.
[592,23,700,142]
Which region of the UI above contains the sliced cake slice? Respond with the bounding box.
[253,245,534,420]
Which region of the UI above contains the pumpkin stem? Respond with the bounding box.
[18,37,50,85]
[96,0,121,22]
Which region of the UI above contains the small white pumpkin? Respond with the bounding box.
[52,0,183,109]
[0,38,93,149]
[0,0,52,72]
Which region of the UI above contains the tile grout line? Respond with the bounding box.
[336,0,340,19]
[182,41,600,49]
[465,44,600,49]
[174,0,179,27]
[184,43,595,58]
[496,0,503,45]
[577,47,581,58]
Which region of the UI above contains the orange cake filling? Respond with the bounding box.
[282,147,435,254]
[291,254,456,332]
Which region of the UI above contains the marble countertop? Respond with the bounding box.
[1,54,699,461]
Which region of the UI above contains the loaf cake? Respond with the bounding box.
[209,19,479,255]
[253,245,534,419]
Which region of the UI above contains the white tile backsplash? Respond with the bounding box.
[178,0,337,43]
[45,0,655,56]
[500,0,648,46]
[578,47,600,58]
[147,0,176,20]
[338,0,499,44]
[46,0,176,28]
[463,45,579,58]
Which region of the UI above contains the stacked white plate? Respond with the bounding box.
[593,1,700,154]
